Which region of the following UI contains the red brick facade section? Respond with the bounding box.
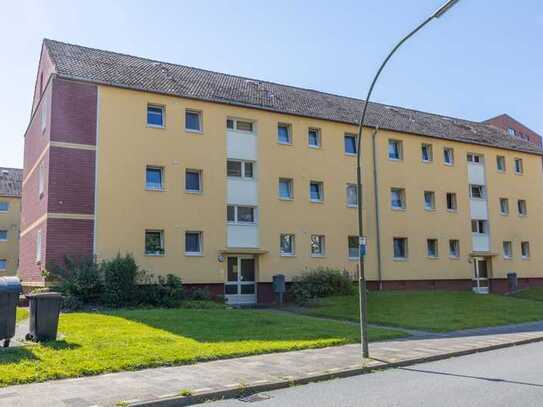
[484,114,542,147]
[45,218,94,270]
[31,45,56,114]
[19,223,46,285]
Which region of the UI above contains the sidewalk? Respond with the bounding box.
[1,320,543,407]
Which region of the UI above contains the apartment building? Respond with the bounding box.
[484,114,542,147]
[19,39,543,303]
[0,168,22,276]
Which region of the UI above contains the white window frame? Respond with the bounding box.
[185,109,203,133]
[449,239,460,258]
[496,156,506,172]
[421,143,433,162]
[278,178,294,200]
[145,166,164,191]
[467,153,483,164]
[443,147,454,165]
[469,184,486,200]
[503,241,513,259]
[0,259,6,271]
[521,241,530,259]
[471,220,487,234]
[38,161,45,197]
[348,236,358,259]
[278,123,292,145]
[185,231,203,256]
[388,139,403,161]
[310,235,325,257]
[145,229,165,256]
[227,159,255,180]
[344,133,358,155]
[308,128,321,148]
[0,202,8,213]
[391,188,406,210]
[147,104,165,128]
[227,118,254,133]
[309,181,324,203]
[0,230,7,241]
[185,169,202,193]
[346,183,358,208]
[393,237,408,260]
[427,239,439,258]
[514,158,524,175]
[499,198,509,215]
[424,191,436,211]
[36,229,42,263]
[227,205,257,224]
[446,192,457,212]
[41,95,48,132]
[280,233,296,256]
[517,199,527,216]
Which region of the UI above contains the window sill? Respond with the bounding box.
[514,172,523,176]
[503,257,512,261]
[497,170,505,174]
[348,257,358,261]
[227,222,257,226]
[308,145,321,149]
[424,208,436,212]
[185,252,203,257]
[279,197,294,201]
[388,157,402,162]
[347,204,358,209]
[391,207,407,211]
[145,187,165,192]
[421,160,433,164]
[185,129,203,134]
[447,209,458,213]
[499,213,509,216]
[310,199,324,204]
[278,141,292,146]
[448,256,460,260]
[147,124,165,129]
[311,254,326,258]
[185,190,202,194]
[426,256,439,260]
[444,162,454,166]
[145,253,165,257]
[522,257,530,261]
[393,257,408,262]
[344,152,357,157]
[280,253,296,257]
[518,214,528,218]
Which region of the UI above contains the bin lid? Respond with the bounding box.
[0,276,22,293]
[26,291,63,299]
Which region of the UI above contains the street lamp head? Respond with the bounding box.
[432,0,460,18]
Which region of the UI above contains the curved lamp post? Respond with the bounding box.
[356,0,461,358]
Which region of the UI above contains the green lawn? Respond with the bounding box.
[297,291,543,332]
[511,288,543,302]
[16,308,28,323]
[0,308,404,387]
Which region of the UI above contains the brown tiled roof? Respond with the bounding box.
[0,168,22,198]
[43,39,543,156]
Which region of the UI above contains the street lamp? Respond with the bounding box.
[356,0,461,359]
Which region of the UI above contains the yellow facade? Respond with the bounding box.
[94,85,543,287]
[0,196,21,276]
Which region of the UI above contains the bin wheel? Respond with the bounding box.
[25,333,34,342]
[2,339,9,348]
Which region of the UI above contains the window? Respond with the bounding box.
[427,239,438,258]
[0,259,6,271]
[470,184,485,199]
[145,230,164,255]
[147,105,164,127]
[503,241,512,259]
[344,134,357,155]
[41,96,47,132]
[36,230,42,263]
[227,160,254,179]
[280,234,295,256]
[507,128,516,137]
[499,198,509,215]
[388,140,402,160]
[309,181,324,202]
[185,110,202,132]
[393,238,408,259]
[310,235,325,256]
[496,156,506,172]
[0,230,7,241]
[279,178,293,200]
[391,188,406,209]
[514,158,523,174]
[348,236,358,259]
[443,148,454,165]
[471,220,487,234]
[517,199,527,216]
[421,143,433,162]
[227,205,256,223]
[0,202,8,212]
[38,162,45,197]
[185,232,202,255]
[346,184,358,208]
[446,193,457,211]
[424,191,436,211]
[521,241,530,259]
[449,240,460,258]
[308,128,321,148]
[145,167,163,190]
[227,118,254,132]
[467,153,483,164]
[185,170,202,193]
[278,123,292,144]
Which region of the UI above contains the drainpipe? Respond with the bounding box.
[371,127,383,290]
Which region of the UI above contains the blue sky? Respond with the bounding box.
[1,0,542,168]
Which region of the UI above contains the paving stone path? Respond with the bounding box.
[1,319,543,406]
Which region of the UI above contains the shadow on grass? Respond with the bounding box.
[0,348,39,364]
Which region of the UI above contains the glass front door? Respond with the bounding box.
[225,256,257,304]
[472,257,489,294]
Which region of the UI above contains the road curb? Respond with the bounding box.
[128,335,543,407]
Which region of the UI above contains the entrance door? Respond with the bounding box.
[472,257,489,294]
[225,256,257,305]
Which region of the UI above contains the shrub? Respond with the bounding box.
[190,287,211,301]
[47,256,103,304]
[101,253,141,307]
[289,267,353,305]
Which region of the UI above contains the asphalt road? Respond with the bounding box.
[204,341,543,407]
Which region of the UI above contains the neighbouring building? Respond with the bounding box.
[484,114,542,148]
[0,167,22,276]
[19,39,543,303]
